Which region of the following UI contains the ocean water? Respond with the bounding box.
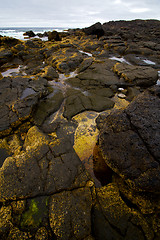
[0,27,66,40]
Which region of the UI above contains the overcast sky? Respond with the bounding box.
[0,0,160,28]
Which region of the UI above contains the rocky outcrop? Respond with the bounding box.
[48,31,61,41]
[92,183,155,240]
[23,30,36,38]
[0,20,160,240]
[0,49,13,66]
[47,47,84,73]
[83,22,104,38]
[0,36,20,48]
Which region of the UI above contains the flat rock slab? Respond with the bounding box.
[98,86,160,193]
[63,88,114,120]
[0,76,49,137]
[77,62,124,87]
[113,62,158,87]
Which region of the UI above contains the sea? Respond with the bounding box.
[0,27,66,40]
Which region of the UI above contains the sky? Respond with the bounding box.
[0,0,160,28]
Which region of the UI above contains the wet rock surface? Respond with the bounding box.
[0,20,160,239]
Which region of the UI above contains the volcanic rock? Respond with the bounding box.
[23,30,36,38]
[83,22,104,38]
[97,86,160,193]
[113,62,158,87]
[48,31,61,41]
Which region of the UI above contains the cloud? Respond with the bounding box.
[130,7,150,13]
[0,0,159,27]
[113,0,122,4]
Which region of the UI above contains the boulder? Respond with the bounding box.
[49,187,92,239]
[97,86,160,193]
[77,62,125,87]
[83,22,104,38]
[23,30,36,38]
[48,48,83,73]
[77,58,93,73]
[48,31,61,41]
[41,66,59,80]
[33,88,64,126]
[0,125,90,200]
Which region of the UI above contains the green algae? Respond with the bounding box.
[20,196,49,231]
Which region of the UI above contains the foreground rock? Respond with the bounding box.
[0,126,94,239]
[92,86,160,239]
[97,86,160,192]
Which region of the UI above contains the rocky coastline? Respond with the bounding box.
[0,20,160,239]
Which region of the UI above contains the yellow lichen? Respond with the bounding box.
[73,111,99,174]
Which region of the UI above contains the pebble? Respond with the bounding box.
[118,93,126,99]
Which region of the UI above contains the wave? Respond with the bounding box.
[0,27,66,40]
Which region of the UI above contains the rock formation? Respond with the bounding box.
[0,19,160,239]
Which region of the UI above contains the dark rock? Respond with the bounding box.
[0,49,13,66]
[41,66,59,80]
[0,76,49,137]
[77,58,93,73]
[92,184,150,240]
[25,39,42,49]
[83,22,104,38]
[97,86,160,193]
[0,36,20,47]
[126,86,141,101]
[63,88,114,120]
[23,30,36,38]
[49,187,92,239]
[48,48,83,73]
[0,126,91,200]
[33,88,64,126]
[48,31,61,41]
[36,33,44,38]
[113,63,158,87]
[77,62,125,87]
[0,206,12,238]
